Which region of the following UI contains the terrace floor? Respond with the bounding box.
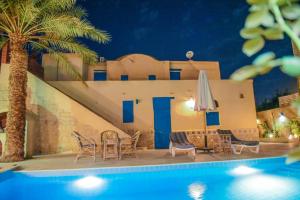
[1,142,299,171]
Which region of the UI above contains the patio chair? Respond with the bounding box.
[187,132,205,150]
[219,134,232,153]
[217,129,260,154]
[169,132,196,159]
[211,134,223,153]
[71,131,97,162]
[101,130,119,160]
[119,131,142,159]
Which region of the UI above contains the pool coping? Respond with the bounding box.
[16,155,287,175]
[0,164,18,174]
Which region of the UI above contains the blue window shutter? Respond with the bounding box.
[206,112,220,126]
[94,71,107,81]
[170,69,181,80]
[121,75,128,81]
[148,75,156,80]
[123,100,134,123]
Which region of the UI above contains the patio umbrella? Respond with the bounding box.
[194,70,216,149]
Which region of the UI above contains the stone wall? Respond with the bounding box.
[0,64,129,156]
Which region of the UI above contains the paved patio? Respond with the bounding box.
[1,142,299,171]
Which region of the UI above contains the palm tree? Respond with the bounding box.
[0,0,110,162]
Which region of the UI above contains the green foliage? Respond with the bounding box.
[232,0,300,163]
[259,121,280,138]
[0,0,111,80]
[288,119,300,136]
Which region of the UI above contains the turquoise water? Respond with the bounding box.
[1,157,300,200]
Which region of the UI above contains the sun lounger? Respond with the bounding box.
[169,132,196,159]
[217,129,259,154]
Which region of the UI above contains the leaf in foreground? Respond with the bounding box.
[240,27,264,39]
[242,36,265,56]
[253,52,276,65]
[263,27,284,40]
[230,65,258,81]
[280,56,300,76]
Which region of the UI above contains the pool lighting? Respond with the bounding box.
[230,174,298,199]
[186,98,195,109]
[230,165,260,176]
[188,183,206,200]
[73,176,106,190]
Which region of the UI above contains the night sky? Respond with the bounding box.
[78,0,298,105]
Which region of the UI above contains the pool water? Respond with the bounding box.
[1,157,300,200]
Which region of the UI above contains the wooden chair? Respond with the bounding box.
[211,134,223,153]
[101,130,119,160]
[71,131,97,162]
[219,134,232,153]
[187,132,205,150]
[119,131,142,159]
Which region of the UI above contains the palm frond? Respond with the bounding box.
[0,35,8,49]
[0,0,110,80]
[36,36,98,63]
[30,40,83,81]
[40,16,111,43]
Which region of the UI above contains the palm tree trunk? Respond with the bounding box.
[3,38,28,162]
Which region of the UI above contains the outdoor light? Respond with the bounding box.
[279,112,287,123]
[230,165,260,176]
[256,119,261,124]
[268,133,274,138]
[73,176,106,190]
[186,98,195,109]
[288,135,294,140]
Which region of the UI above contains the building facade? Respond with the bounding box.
[43,53,258,149]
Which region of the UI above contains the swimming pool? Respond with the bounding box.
[1,157,300,200]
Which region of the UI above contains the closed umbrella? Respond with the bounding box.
[194,70,216,150]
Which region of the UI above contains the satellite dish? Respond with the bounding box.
[186,51,194,60]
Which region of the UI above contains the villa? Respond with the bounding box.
[1,0,300,199]
[0,52,259,157]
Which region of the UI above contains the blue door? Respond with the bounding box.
[153,97,172,149]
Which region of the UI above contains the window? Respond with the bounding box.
[206,112,220,126]
[123,100,134,123]
[170,69,181,80]
[121,75,128,81]
[94,70,107,81]
[148,75,156,80]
